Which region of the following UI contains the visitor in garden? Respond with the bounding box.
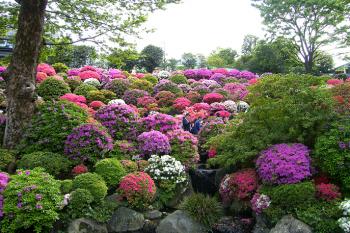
[190,117,202,135]
[182,112,191,132]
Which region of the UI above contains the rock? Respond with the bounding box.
[143,219,158,233]
[165,181,193,208]
[269,215,312,233]
[189,165,219,196]
[107,207,144,233]
[145,210,162,220]
[253,215,270,233]
[212,217,246,233]
[156,210,207,233]
[68,218,107,233]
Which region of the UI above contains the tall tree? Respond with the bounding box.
[0,0,179,148]
[207,48,237,68]
[241,34,259,55]
[106,47,140,71]
[140,45,164,72]
[165,58,179,71]
[252,0,350,73]
[196,54,208,68]
[181,53,197,69]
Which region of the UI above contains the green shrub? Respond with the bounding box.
[296,201,342,233]
[100,89,116,103]
[19,100,88,154]
[66,188,94,219]
[180,193,223,228]
[52,62,68,73]
[260,181,316,224]
[105,79,130,98]
[65,76,82,91]
[0,149,15,172]
[86,90,106,103]
[120,160,138,173]
[72,172,107,202]
[73,83,98,97]
[314,117,350,192]
[2,168,62,233]
[37,77,70,100]
[170,74,188,84]
[18,152,71,178]
[94,158,126,188]
[109,140,139,160]
[130,79,153,93]
[208,74,334,168]
[60,179,73,194]
[143,74,158,85]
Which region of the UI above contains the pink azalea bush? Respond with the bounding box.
[173,97,192,112]
[137,130,171,156]
[223,83,249,100]
[37,63,56,76]
[315,183,341,201]
[36,72,48,83]
[140,113,180,133]
[78,70,100,81]
[203,93,224,104]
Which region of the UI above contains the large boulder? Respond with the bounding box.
[212,216,249,233]
[107,207,144,233]
[67,218,107,233]
[156,210,206,233]
[269,215,312,233]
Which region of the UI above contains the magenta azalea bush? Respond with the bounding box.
[64,124,114,164]
[123,89,149,105]
[256,143,311,184]
[137,130,171,157]
[223,83,248,100]
[95,104,138,140]
[140,113,180,133]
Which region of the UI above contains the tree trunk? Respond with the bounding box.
[304,54,314,74]
[2,0,48,149]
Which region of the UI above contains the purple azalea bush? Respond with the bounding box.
[0,172,9,217]
[64,124,113,163]
[223,83,249,100]
[140,113,180,133]
[137,130,171,157]
[256,143,311,184]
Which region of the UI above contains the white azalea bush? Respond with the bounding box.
[223,100,238,113]
[84,78,101,87]
[339,200,350,232]
[158,70,171,80]
[108,99,126,105]
[145,155,187,205]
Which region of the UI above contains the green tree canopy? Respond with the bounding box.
[106,47,140,71]
[241,34,259,55]
[140,44,164,72]
[207,48,237,68]
[181,53,197,69]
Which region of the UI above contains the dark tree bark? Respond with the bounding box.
[2,0,48,149]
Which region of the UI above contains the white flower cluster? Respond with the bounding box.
[223,100,238,113]
[237,101,250,113]
[255,194,271,209]
[158,70,171,79]
[339,200,350,232]
[145,155,187,184]
[108,99,126,105]
[84,78,101,87]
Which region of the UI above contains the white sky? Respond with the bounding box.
[134,0,348,66]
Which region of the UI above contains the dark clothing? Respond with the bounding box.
[190,119,201,135]
[182,117,191,132]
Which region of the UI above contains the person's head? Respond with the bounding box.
[184,112,189,117]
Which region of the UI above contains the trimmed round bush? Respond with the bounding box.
[0,149,15,172]
[52,63,68,73]
[120,160,138,173]
[18,152,71,178]
[140,113,180,133]
[173,97,191,112]
[66,188,94,219]
[130,79,153,93]
[186,91,202,103]
[109,140,139,160]
[143,74,158,85]
[95,104,138,140]
[94,158,126,188]
[118,172,156,210]
[72,172,107,201]
[170,74,188,84]
[2,168,62,233]
[180,193,223,228]
[123,89,149,105]
[64,124,114,164]
[65,76,82,92]
[155,91,176,107]
[20,100,88,154]
[60,179,73,194]
[84,78,101,88]
[137,130,171,157]
[73,83,98,97]
[105,79,130,98]
[223,83,248,101]
[86,90,106,103]
[256,143,311,185]
[37,77,70,100]
[154,79,183,96]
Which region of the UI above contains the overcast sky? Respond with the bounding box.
[134,0,347,66]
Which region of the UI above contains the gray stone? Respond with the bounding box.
[253,215,270,233]
[156,210,207,233]
[165,182,193,208]
[107,207,144,233]
[145,210,162,220]
[68,218,107,233]
[269,215,312,233]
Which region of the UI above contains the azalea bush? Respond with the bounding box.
[140,113,180,133]
[155,91,176,107]
[72,172,107,202]
[37,77,70,100]
[94,158,126,188]
[154,79,183,96]
[137,130,171,157]
[73,83,98,97]
[123,89,149,105]
[105,79,130,98]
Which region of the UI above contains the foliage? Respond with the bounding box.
[105,79,130,98]
[123,89,149,105]
[73,83,98,97]
[181,53,197,69]
[37,77,70,101]
[143,74,158,85]
[154,79,183,96]
[155,91,176,107]
[2,168,62,233]
[130,79,153,93]
[118,172,156,210]
[65,76,82,92]
[94,158,126,188]
[137,130,171,157]
[19,100,88,154]
[169,74,188,84]
[72,172,107,202]
[65,188,93,219]
[180,193,223,228]
[18,152,71,178]
[207,48,237,68]
[106,47,140,71]
[120,160,138,173]
[109,140,139,160]
[208,74,333,168]
[140,45,164,72]
[0,149,15,172]
[60,179,73,194]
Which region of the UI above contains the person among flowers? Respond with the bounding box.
[190,117,202,135]
[182,111,191,132]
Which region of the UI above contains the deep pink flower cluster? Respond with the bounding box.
[36,72,48,83]
[183,69,197,79]
[89,101,105,110]
[118,172,156,209]
[137,96,157,108]
[316,183,341,201]
[95,104,138,139]
[197,69,213,79]
[60,93,86,104]
[80,66,97,72]
[78,70,100,81]
[256,143,311,184]
[166,129,198,145]
[67,69,80,76]
[109,69,126,79]
[0,172,9,217]
[212,68,229,76]
[173,97,192,112]
[123,89,149,105]
[327,79,343,86]
[238,71,257,80]
[203,93,224,104]
[215,110,230,118]
[137,130,171,156]
[64,123,114,163]
[141,113,180,133]
[219,169,258,203]
[72,164,88,176]
[227,69,240,77]
[223,83,249,100]
[0,66,6,73]
[250,193,271,215]
[37,63,56,76]
[208,148,217,158]
[192,102,211,112]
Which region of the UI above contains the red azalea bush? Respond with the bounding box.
[36,72,48,83]
[60,93,87,104]
[118,172,156,209]
[327,79,343,86]
[215,110,230,118]
[316,183,341,201]
[186,106,209,122]
[72,164,88,176]
[79,70,101,81]
[203,93,224,104]
[155,91,176,107]
[173,97,192,112]
[37,63,56,76]
[219,169,258,203]
[89,101,105,110]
